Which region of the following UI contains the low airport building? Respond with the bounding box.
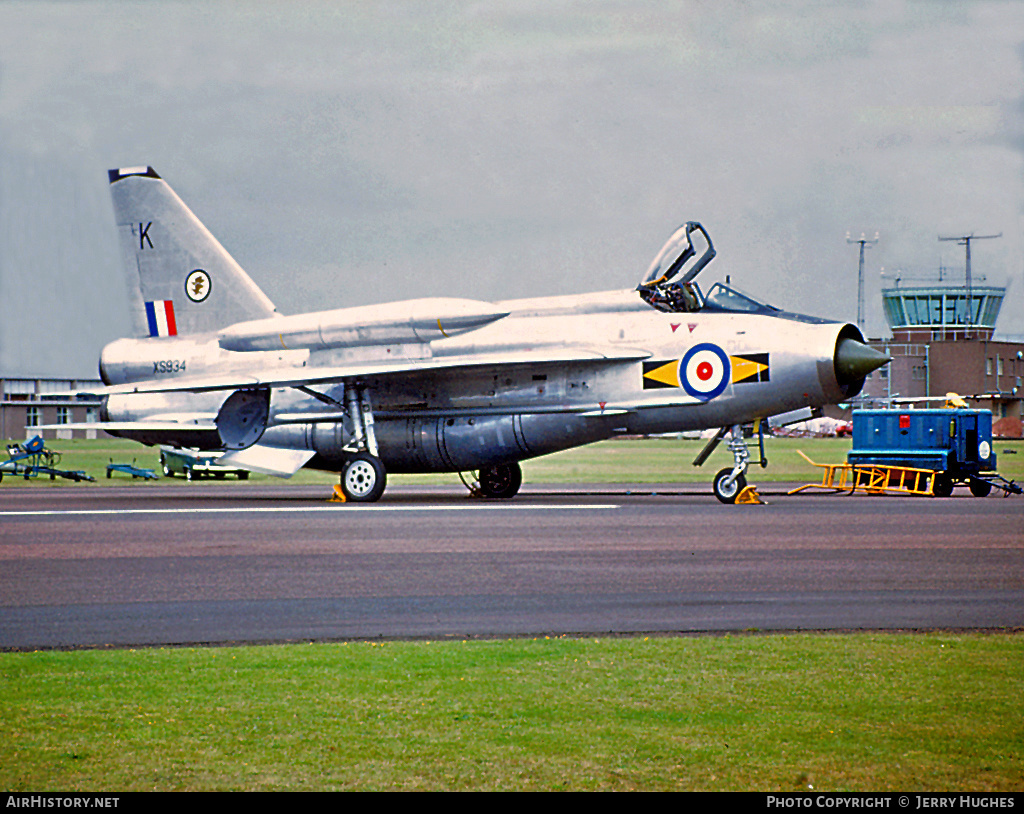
[0,377,104,441]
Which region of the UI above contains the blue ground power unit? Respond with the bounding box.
[847,409,1002,497]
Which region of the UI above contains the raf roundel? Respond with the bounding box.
[185,269,212,303]
[681,342,731,401]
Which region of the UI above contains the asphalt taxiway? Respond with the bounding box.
[1,482,1021,649]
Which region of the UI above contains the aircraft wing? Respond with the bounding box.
[81,347,652,396]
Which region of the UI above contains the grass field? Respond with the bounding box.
[2,634,1022,791]
[3,434,1023,488]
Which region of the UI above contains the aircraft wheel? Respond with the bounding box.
[931,473,953,498]
[341,453,387,502]
[969,478,992,498]
[713,468,746,504]
[477,462,522,499]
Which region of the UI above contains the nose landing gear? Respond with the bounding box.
[697,423,767,504]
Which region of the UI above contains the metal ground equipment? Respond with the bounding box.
[106,459,159,480]
[0,436,95,482]
[792,408,1020,497]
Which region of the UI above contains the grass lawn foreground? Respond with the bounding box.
[1,633,1021,791]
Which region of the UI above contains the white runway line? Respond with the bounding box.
[0,504,620,517]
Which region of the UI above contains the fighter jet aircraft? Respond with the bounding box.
[73,166,888,503]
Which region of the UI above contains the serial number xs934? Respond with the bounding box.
[153,359,187,374]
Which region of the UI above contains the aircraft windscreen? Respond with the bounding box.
[701,283,779,313]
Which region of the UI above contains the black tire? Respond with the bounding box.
[477,462,523,499]
[713,468,746,504]
[341,453,387,502]
[932,473,953,498]
[969,478,992,498]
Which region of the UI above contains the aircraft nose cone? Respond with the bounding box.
[834,337,890,384]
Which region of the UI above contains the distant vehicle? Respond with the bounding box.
[159,446,249,481]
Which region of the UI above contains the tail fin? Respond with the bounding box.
[109,166,278,338]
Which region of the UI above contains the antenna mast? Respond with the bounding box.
[938,232,1001,336]
[847,232,878,330]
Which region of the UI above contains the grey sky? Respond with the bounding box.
[2,0,1022,378]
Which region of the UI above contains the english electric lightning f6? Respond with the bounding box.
[76,167,888,502]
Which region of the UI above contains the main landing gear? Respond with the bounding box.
[332,383,387,503]
[341,452,387,502]
[462,461,523,499]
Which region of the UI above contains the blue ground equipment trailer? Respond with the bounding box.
[847,408,1020,497]
[0,435,95,482]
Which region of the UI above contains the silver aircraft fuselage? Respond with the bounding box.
[99,288,867,474]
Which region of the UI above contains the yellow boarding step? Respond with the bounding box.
[788,450,936,497]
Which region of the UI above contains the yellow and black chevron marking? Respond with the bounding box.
[641,359,682,389]
[642,353,769,389]
[731,353,770,384]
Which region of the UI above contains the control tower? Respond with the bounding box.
[881,283,1005,342]
[864,280,1021,437]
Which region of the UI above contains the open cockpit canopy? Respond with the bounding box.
[637,222,715,313]
[637,221,781,316]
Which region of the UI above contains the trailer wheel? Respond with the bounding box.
[932,473,953,498]
[969,478,992,498]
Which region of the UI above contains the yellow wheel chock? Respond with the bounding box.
[735,484,765,504]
